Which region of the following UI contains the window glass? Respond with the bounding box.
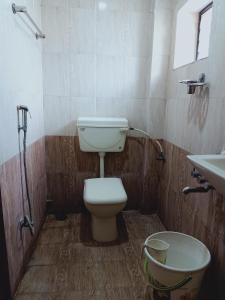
[197,5,213,60]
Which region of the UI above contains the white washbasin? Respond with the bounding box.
[187,154,225,195]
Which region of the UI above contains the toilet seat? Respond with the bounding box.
[84,178,127,205]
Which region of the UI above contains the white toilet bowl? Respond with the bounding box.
[84,177,127,242]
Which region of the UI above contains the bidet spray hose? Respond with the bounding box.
[129,127,165,161]
[17,105,34,235]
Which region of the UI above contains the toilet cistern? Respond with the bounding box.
[77,117,128,242]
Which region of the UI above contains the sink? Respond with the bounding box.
[187,154,225,195]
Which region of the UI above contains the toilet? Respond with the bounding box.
[77,117,128,242]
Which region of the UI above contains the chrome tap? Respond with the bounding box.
[183,183,214,195]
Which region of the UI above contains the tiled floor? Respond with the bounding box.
[15,211,165,300]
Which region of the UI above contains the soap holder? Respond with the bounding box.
[179,73,208,94]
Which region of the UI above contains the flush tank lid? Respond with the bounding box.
[77,117,128,128]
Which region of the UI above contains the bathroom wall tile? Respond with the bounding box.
[124,0,154,13]
[70,54,96,97]
[1,156,24,293]
[42,5,70,53]
[95,0,154,13]
[42,0,170,137]
[0,137,46,295]
[96,11,125,56]
[158,140,225,299]
[70,98,96,134]
[155,0,173,11]
[45,136,77,174]
[43,53,70,97]
[149,55,170,99]
[0,0,44,163]
[70,8,96,54]
[96,98,128,118]
[127,99,147,130]
[96,0,125,12]
[42,0,69,8]
[165,0,225,155]
[146,98,166,138]
[96,55,124,98]
[70,0,96,10]
[45,136,158,213]
[44,96,73,136]
[165,96,225,155]
[96,98,147,130]
[123,57,150,98]
[44,96,96,137]
[124,12,153,58]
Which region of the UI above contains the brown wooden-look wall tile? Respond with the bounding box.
[158,140,225,299]
[45,136,160,214]
[0,137,47,297]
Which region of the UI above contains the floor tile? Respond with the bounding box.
[15,212,165,299]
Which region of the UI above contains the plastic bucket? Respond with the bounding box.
[143,232,211,300]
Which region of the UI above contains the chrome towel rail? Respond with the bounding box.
[12,3,45,39]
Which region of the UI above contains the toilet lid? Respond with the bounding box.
[84,178,127,205]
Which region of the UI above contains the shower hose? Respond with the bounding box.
[17,106,34,236]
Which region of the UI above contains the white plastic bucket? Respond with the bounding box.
[143,232,211,300]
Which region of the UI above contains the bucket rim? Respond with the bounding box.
[144,231,211,273]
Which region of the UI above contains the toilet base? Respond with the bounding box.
[92,215,118,242]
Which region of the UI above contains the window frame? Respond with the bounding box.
[195,1,213,61]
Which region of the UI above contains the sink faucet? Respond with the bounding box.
[183,183,214,195]
[183,168,214,194]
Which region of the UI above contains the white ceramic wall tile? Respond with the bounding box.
[96,98,147,130]
[70,54,96,97]
[127,99,147,130]
[96,0,125,12]
[70,8,96,54]
[96,97,128,118]
[164,0,225,154]
[42,5,70,53]
[96,11,125,56]
[43,53,70,96]
[123,57,150,98]
[70,0,96,10]
[96,0,155,13]
[149,55,170,99]
[125,0,154,13]
[124,12,154,58]
[0,0,44,164]
[155,0,173,11]
[147,98,166,138]
[44,96,73,136]
[42,0,173,137]
[96,55,124,98]
[44,96,96,136]
[152,8,172,56]
[42,0,69,8]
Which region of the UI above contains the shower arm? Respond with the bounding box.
[129,127,165,161]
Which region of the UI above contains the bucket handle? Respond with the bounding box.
[148,275,192,292]
[144,260,192,292]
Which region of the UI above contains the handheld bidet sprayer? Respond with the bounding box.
[17,105,34,236]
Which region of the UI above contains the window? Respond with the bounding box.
[173,0,213,69]
[196,3,213,60]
